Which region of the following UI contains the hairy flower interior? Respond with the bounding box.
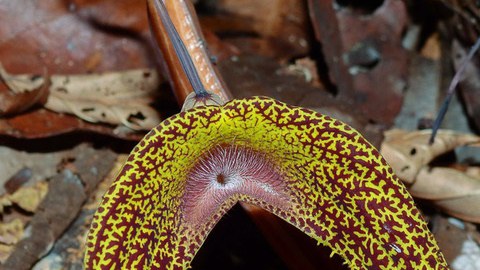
[182,144,290,225]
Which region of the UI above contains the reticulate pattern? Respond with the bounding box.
[84,96,448,269]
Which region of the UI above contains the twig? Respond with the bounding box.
[429,37,480,144]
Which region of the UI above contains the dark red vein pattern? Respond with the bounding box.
[85,96,448,269]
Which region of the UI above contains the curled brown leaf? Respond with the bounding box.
[0,219,24,263]
[0,64,49,115]
[0,181,49,214]
[412,167,480,223]
[381,129,480,184]
[381,129,480,223]
[0,66,162,130]
[45,69,162,130]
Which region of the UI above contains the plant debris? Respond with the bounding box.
[1,0,480,269]
[381,129,480,223]
[1,145,116,270]
[0,66,162,130]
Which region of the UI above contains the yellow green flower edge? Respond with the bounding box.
[85,96,448,269]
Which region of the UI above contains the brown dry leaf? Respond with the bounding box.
[381,129,480,223]
[413,167,480,223]
[0,0,160,139]
[2,145,116,269]
[0,181,48,213]
[0,64,49,115]
[0,66,162,130]
[0,63,49,115]
[380,129,480,184]
[420,32,441,60]
[29,154,126,270]
[0,219,24,263]
[0,0,153,75]
[0,64,45,94]
[68,0,149,33]
[0,108,144,140]
[276,57,322,87]
[9,182,49,213]
[0,148,68,196]
[46,69,161,130]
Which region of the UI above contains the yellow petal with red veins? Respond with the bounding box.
[84,96,448,269]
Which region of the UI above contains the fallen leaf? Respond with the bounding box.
[0,0,153,75]
[381,129,480,223]
[46,69,162,130]
[0,64,49,115]
[31,154,128,270]
[421,33,441,60]
[2,145,116,270]
[276,57,323,87]
[4,167,33,194]
[0,65,162,130]
[0,64,45,94]
[0,181,49,213]
[412,167,480,223]
[0,219,24,263]
[381,129,480,184]
[0,0,166,139]
[0,147,66,196]
[0,108,146,140]
[67,0,149,33]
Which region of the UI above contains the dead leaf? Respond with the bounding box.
[0,0,167,139]
[0,64,49,115]
[46,69,162,130]
[4,167,32,194]
[0,181,49,213]
[0,64,45,94]
[276,57,322,87]
[0,147,67,196]
[68,0,149,33]
[0,219,24,263]
[381,129,480,184]
[0,65,162,130]
[30,154,128,270]
[0,109,146,140]
[421,33,441,60]
[412,167,480,223]
[11,182,49,213]
[0,0,153,75]
[2,145,116,270]
[381,129,480,223]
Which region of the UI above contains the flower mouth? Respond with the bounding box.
[215,173,227,185]
[182,144,291,225]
